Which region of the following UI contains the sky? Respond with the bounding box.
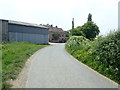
[0,0,119,35]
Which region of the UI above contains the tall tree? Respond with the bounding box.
[81,21,100,40]
[88,13,92,21]
[72,18,74,30]
[70,26,85,36]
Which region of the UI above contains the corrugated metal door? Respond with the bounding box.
[9,32,48,44]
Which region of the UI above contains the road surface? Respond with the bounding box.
[25,43,118,88]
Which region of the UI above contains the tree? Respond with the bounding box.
[81,21,100,40]
[69,26,85,36]
[72,18,74,30]
[88,13,92,21]
[52,32,60,40]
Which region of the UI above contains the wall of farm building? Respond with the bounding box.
[8,24,49,44]
[0,20,2,43]
[0,20,8,43]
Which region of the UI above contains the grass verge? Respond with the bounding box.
[2,42,49,89]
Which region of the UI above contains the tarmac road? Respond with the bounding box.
[25,43,118,88]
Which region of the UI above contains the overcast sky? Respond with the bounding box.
[0,0,119,35]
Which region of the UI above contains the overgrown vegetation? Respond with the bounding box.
[2,42,48,89]
[65,30,120,84]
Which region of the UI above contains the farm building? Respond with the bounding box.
[0,19,49,44]
[43,24,66,43]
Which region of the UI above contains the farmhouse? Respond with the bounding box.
[44,24,66,43]
[0,19,49,44]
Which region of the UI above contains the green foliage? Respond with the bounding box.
[52,32,60,40]
[2,42,48,89]
[72,18,74,30]
[69,26,85,37]
[81,21,100,40]
[2,82,12,90]
[93,30,120,83]
[69,14,100,40]
[88,13,92,21]
[65,36,92,63]
[64,31,70,42]
[65,30,120,84]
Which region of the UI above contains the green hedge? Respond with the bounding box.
[65,31,120,84]
[93,31,120,83]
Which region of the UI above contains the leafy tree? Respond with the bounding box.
[88,13,92,21]
[52,32,60,40]
[81,21,100,40]
[70,26,85,36]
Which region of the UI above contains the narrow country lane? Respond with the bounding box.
[25,43,118,88]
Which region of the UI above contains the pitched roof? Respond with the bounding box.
[9,20,48,29]
[43,25,64,32]
[49,27,63,32]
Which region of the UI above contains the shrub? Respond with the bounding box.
[65,30,120,84]
[52,32,60,40]
[93,30,120,83]
[69,26,85,37]
[65,36,92,63]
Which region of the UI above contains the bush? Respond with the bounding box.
[93,30,120,83]
[65,30,120,84]
[65,36,93,63]
[69,26,85,37]
[52,32,60,40]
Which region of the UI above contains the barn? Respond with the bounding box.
[0,19,49,44]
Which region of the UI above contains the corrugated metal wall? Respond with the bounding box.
[9,32,48,44]
[0,20,8,43]
[8,23,49,44]
[0,20,2,43]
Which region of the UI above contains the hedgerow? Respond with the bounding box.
[65,30,120,84]
[93,31,120,83]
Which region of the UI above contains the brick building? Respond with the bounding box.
[44,25,66,43]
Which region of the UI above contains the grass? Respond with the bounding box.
[2,42,49,89]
